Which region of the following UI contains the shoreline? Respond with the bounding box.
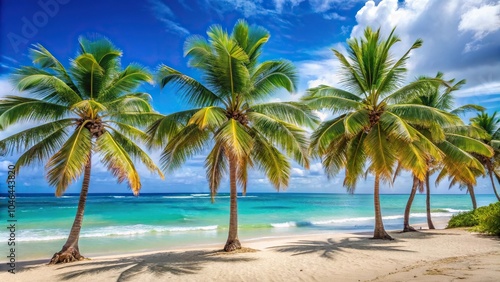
[4,218,500,281]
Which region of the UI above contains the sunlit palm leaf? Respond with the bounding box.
[46,125,92,196]
[96,131,141,194]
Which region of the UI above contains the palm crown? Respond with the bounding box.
[149,20,318,251]
[0,36,163,196]
[303,27,463,239]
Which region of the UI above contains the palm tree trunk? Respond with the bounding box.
[373,174,393,240]
[487,170,500,201]
[403,176,419,232]
[224,154,241,252]
[425,172,435,229]
[467,184,477,210]
[49,156,91,264]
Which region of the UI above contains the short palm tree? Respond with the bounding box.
[399,73,491,231]
[304,27,461,239]
[149,20,317,251]
[0,37,163,264]
[470,111,500,201]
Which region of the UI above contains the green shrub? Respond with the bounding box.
[447,202,500,236]
[447,211,478,228]
[474,202,500,236]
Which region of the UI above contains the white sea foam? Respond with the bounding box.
[271,221,298,228]
[162,196,194,199]
[272,212,455,228]
[10,224,219,242]
[191,194,210,197]
[439,208,469,213]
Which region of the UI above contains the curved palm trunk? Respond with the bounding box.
[373,174,393,240]
[403,176,419,232]
[487,170,500,201]
[224,154,241,252]
[49,156,91,264]
[425,172,435,229]
[467,184,477,210]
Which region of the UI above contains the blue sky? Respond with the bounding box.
[1,0,499,195]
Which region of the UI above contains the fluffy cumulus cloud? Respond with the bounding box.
[350,0,500,103]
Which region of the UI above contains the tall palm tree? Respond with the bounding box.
[0,37,163,264]
[148,20,317,251]
[399,73,490,231]
[304,27,461,239]
[471,111,500,201]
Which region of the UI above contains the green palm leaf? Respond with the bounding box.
[46,124,92,196]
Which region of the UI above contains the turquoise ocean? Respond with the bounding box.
[0,193,496,261]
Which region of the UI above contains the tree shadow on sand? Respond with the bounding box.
[14,250,256,281]
[270,237,414,259]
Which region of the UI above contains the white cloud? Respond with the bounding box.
[348,0,500,102]
[273,0,305,13]
[324,12,347,20]
[458,3,500,40]
[148,0,190,36]
[0,160,13,171]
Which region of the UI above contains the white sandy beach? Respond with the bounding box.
[2,222,499,282]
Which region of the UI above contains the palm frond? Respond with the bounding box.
[11,66,82,105]
[0,119,73,155]
[251,134,290,190]
[250,102,320,129]
[157,65,222,107]
[0,96,70,128]
[249,60,297,101]
[160,124,209,172]
[310,115,346,154]
[343,133,367,191]
[249,112,309,168]
[205,141,228,202]
[188,106,227,130]
[106,128,164,180]
[214,119,253,160]
[364,123,396,182]
[146,109,199,148]
[96,131,141,194]
[46,125,92,196]
[99,64,153,102]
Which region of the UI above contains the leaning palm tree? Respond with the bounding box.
[304,27,462,239]
[0,37,163,264]
[471,111,500,201]
[399,73,490,231]
[149,20,317,251]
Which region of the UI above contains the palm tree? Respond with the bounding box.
[304,27,461,239]
[399,73,490,231]
[148,20,317,251]
[0,37,163,264]
[471,111,500,201]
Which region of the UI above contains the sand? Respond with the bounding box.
[1,226,499,281]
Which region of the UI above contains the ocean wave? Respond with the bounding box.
[271,212,455,228]
[163,196,194,199]
[190,194,210,197]
[11,224,219,242]
[435,208,469,213]
[271,221,297,228]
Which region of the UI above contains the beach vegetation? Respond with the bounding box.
[470,111,500,201]
[149,20,318,251]
[0,36,163,264]
[448,202,500,236]
[398,72,490,231]
[303,27,461,239]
